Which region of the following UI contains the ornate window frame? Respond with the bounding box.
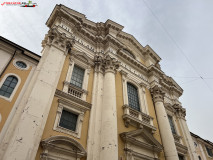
[41,136,87,160]
[54,89,91,139]
[53,99,84,138]
[63,51,93,101]
[13,58,29,70]
[0,73,21,102]
[121,70,149,114]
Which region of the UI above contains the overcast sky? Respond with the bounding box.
[0,0,213,141]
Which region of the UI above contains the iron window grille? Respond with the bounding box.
[59,110,78,131]
[127,83,140,111]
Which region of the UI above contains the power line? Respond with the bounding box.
[142,0,213,93]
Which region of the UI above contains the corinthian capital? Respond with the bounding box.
[94,53,120,73]
[150,85,165,103]
[42,28,75,54]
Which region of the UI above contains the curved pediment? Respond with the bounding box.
[41,136,86,159]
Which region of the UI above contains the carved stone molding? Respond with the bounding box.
[173,104,186,119]
[150,85,165,103]
[42,27,75,54]
[94,53,120,74]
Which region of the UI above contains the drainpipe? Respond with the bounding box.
[0,50,17,78]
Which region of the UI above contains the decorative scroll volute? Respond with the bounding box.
[94,53,120,73]
[42,28,75,54]
[150,85,165,103]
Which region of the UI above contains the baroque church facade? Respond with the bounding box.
[0,4,212,160]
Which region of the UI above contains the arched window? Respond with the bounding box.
[127,83,140,111]
[0,76,18,98]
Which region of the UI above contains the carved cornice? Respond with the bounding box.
[144,45,161,62]
[175,142,188,154]
[173,104,186,119]
[94,53,120,73]
[42,28,75,54]
[41,136,87,158]
[117,49,148,74]
[160,75,183,97]
[55,89,92,110]
[150,85,165,103]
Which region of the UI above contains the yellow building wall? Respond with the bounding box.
[116,72,138,159]
[0,58,31,132]
[116,72,165,160]
[145,89,165,160]
[35,54,94,160]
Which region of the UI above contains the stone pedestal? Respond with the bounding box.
[151,86,179,160]
[2,28,74,160]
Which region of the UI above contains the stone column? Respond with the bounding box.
[87,54,104,160]
[100,54,120,160]
[2,28,74,160]
[151,86,179,160]
[174,104,198,160]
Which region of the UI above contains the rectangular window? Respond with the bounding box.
[59,110,78,131]
[168,115,176,134]
[70,65,85,88]
[206,146,213,157]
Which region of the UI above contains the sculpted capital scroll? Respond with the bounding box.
[150,85,165,103]
[94,53,120,73]
[42,28,75,54]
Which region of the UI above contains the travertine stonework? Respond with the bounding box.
[0,4,212,160]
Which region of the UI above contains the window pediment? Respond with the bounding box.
[120,129,163,153]
[41,136,86,159]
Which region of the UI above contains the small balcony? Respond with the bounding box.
[63,81,88,99]
[122,105,156,133]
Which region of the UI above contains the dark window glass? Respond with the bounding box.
[16,61,27,68]
[59,110,78,131]
[206,146,213,157]
[0,76,18,98]
[178,154,184,160]
[198,156,202,160]
[127,83,140,111]
[168,115,176,134]
[70,65,85,88]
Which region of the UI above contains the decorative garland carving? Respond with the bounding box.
[42,28,75,54]
[150,85,165,103]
